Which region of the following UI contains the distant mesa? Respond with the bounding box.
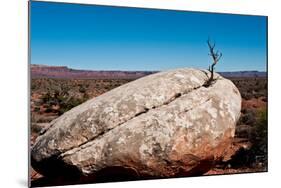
[31,64,157,79]
[31,64,266,79]
[219,71,267,78]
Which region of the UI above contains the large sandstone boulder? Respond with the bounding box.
[31,68,241,180]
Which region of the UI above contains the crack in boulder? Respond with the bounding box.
[60,85,214,157]
[60,88,214,158]
[44,79,213,157]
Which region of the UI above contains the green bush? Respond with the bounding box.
[249,108,268,166]
[58,97,86,115]
[79,86,86,93]
[230,108,267,168]
[31,123,42,134]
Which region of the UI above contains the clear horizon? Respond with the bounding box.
[31,63,266,73]
[30,2,267,72]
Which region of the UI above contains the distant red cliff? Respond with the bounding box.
[31,64,266,79]
[31,64,157,79]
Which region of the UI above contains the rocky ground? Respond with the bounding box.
[30,76,267,185]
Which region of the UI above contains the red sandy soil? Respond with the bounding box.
[242,97,267,109]
[205,167,265,175]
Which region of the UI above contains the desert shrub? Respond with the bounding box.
[250,108,268,165]
[31,114,39,123]
[31,123,42,134]
[31,83,36,90]
[39,87,89,115]
[232,108,267,168]
[41,92,52,104]
[239,109,257,125]
[261,97,267,102]
[242,92,252,100]
[58,97,86,115]
[33,107,40,112]
[79,86,86,93]
[44,106,54,113]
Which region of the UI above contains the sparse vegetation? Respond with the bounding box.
[231,77,267,100]
[250,108,267,165]
[31,78,132,123]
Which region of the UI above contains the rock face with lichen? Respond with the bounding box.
[31,68,241,180]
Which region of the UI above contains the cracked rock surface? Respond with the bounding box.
[31,68,241,179]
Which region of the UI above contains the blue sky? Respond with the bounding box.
[30,1,267,71]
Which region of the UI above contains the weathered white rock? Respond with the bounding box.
[31,68,241,178]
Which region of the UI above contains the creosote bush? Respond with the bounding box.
[232,108,267,168]
[250,108,267,165]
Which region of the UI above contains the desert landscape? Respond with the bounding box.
[29,2,268,187]
[30,65,267,187]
